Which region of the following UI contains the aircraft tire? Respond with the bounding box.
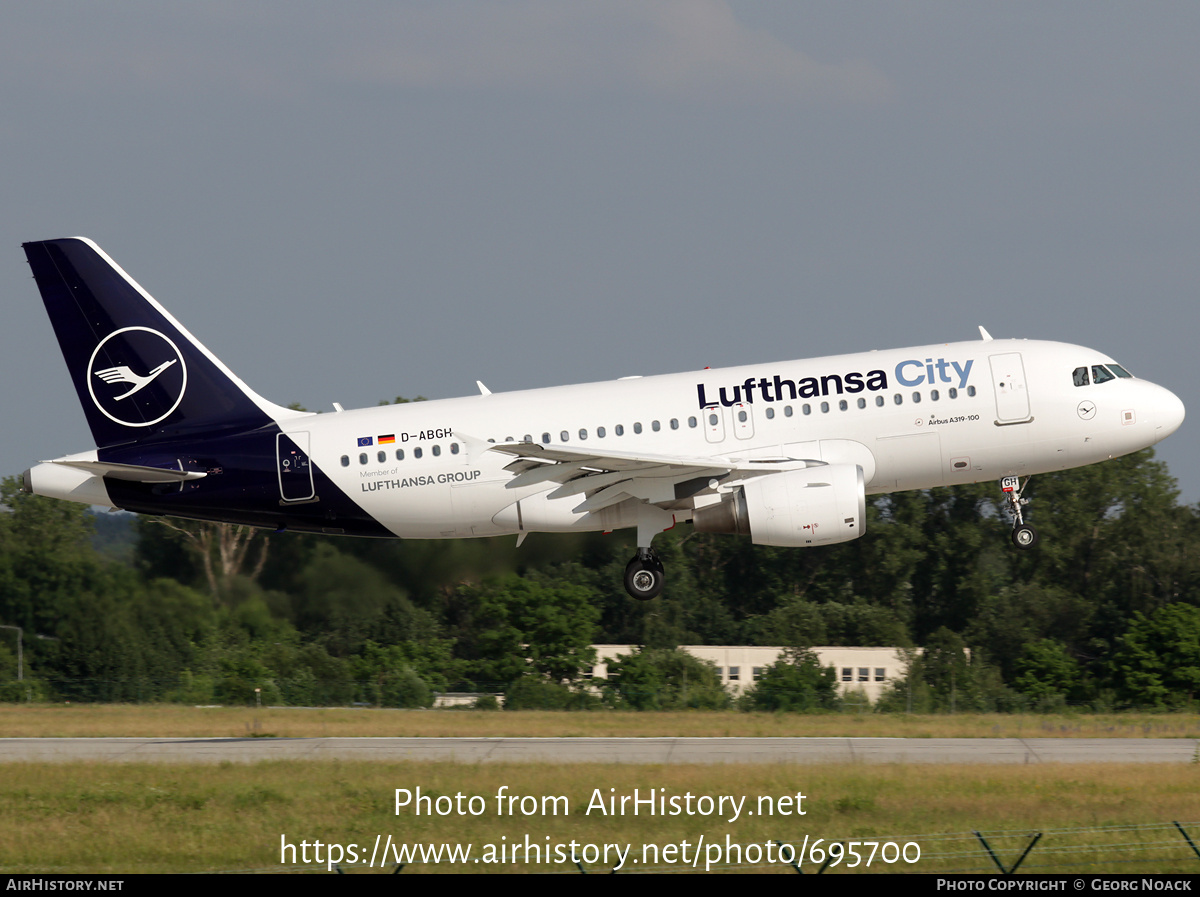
[624,556,665,600]
[1011,523,1038,549]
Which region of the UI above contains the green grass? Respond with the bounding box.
[2,761,1199,873]
[2,704,1200,739]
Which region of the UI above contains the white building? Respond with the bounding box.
[589,645,911,702]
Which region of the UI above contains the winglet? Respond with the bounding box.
[978,326,994,341]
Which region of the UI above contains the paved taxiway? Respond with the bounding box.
[0,737,1194,764]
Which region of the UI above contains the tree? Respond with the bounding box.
[741,647,839,712]
[1012,638,1086,709]
[1112,604,1200,708]
[139,518,269,601]
[602,647,729,710]
[449,574,599,683]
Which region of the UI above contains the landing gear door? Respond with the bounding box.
[989,353,1032,423]
[277,431,315,502]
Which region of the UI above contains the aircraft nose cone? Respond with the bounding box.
[1152,385,1185,443]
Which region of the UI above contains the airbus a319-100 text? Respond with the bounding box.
[20,238,1185,598]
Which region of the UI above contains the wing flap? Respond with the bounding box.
[476,438,827,513]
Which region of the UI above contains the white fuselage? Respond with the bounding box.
[282,338,1184,539]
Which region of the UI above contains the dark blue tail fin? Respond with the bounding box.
[23,237,292,449]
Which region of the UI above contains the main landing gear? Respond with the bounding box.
[1000,475,1038,549]
[623,504,675,600]
[624,548,664,600]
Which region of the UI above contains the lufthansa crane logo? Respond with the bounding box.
[87,327,187,427]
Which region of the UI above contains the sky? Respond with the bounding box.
[2,2,1197,503]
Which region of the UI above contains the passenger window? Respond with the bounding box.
[894,394,903,405]
[875,395,884,407]
[1073,366,1090,387]
[414,447,423,459]
[340,455,349,467]
[784,406,793,417]
[820,402,829,413]
[579,429,588,440]
[523,434,532,443]
[670,419,679,430]
[634,422,643,434]
[967,386,976,397]
[1092,365,1115,384]
[838,400,847,411]
[688,417,697,428]
[542,433,551,444]
[359,453,368,465]
[396,449,405,460]
[450,444,459,455]
[765,407,775,419]
[912,392,921,404]
[377,451,386,463]
[737,410,747,422]
[432,445,441,456]
[708,413,718,425]
[560,431,569,442]
[652,420,661,432]
[615,424,624,436]
[857,398,866,409]
[931,389,939,401]
[949,388,958,399]
[803,404,811,415]
[597,427,606,438]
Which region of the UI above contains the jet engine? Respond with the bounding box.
[692,464,865,547]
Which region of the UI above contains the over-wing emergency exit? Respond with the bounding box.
[20,238,1185,599]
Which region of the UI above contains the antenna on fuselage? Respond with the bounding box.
[978,326,994,341]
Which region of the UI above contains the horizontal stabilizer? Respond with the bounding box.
[45,459,207,483]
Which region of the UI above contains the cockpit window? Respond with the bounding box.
[1073,366,1089,387]
[1108,363,1133,378]
[1092,365,1115,384]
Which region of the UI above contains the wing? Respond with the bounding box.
[478,438,822,514]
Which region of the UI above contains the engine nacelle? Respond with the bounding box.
[693,464,865,547]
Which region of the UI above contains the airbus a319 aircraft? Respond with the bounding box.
[20,238,1186,599]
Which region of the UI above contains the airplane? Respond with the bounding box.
[19,237,1186,600]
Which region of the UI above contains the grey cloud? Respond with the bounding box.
[334,1,893,104]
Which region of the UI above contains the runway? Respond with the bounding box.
[0,736,1194,764]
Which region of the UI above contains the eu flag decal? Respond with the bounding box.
[357,436,373,447]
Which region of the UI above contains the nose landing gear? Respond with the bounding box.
[1000,475,1038,549]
